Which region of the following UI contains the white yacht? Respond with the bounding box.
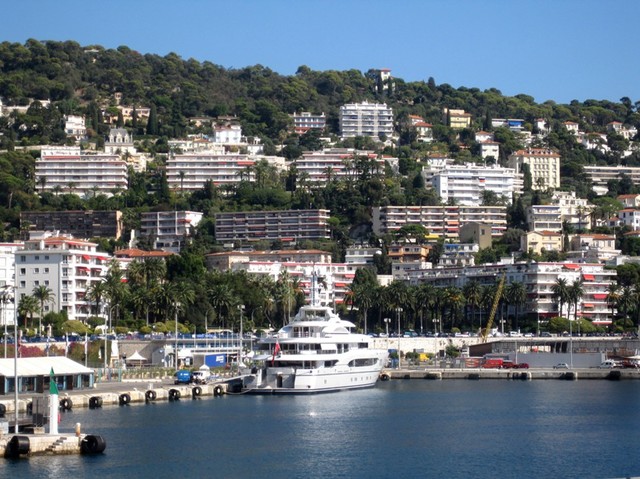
[242,281,388,394]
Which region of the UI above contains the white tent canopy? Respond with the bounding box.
[0,356,93,376]
[127,351,147,361]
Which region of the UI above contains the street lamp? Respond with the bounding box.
[238,304,245,371]
[396,307,403,370]
[569,318,573,369]
[174,302,181,370]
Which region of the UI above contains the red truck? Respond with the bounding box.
[482,358,504,369]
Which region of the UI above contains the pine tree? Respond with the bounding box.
[147,104,158,135]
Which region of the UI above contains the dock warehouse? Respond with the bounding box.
[0,356,94,395]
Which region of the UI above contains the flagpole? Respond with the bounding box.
[49,368,59,435]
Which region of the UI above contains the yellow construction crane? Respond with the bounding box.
[481,272,506,343]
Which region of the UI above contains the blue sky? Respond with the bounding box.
[4,0,639,104]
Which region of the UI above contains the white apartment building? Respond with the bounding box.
[214,209,331,244]
[64,115,87,141]
[372,205,507,239]
[584,166,640,196]
[618,209,640,230]
[291,112,326,134]
[527,205,563,232]
[166,153,284,191]
[508,148,561,190]
[345,247,382,269]
[524,262,615,324]
[139,211,203,253]
[552,191,594,230]
[339,101,393,139]
[232,261,356,307]
[213,124,242,144]
[15,236,111,324]
[37,146,127,197]
[479,141,500,160]
[438,243,479,267]
[295,148,387,183]
[431,164,522,206]
[0,243,23,327]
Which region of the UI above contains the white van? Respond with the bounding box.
[598,360,617,368]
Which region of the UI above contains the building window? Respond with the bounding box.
[34,268,39,274]
[34,280,40,286]
[35,256,40,260]
[20,256,26,262]
[20,268,25,275]
[44,280,50,286]
[19,281,25,288]
[45,255,49,260]
[44,268,49,273]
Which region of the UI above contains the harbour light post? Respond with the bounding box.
[383,317,390,338]
[1,287,12,359]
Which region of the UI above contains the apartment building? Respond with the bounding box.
[166,152,284,191]
[213,124,242,144]
[339,101,393,139]
[438,243,479,267]
[20,210,123,241]
[552,191,594,230]
[64,115,87,141]
[291,112,326,134]
[139,211,203,253]
[295,148,386,183]
[479,141,500,160]
[524,262,615,324]
[584,166,640,195]
[618,209,640,230]
[344,247,383,269]
[231,261,356,306]
[0,243,23,326]
[431,163,522,206]
[567,234,620,263]
[443,108,472,129]
[527,205,563,232]
[214,209,331,244]
[520,230,563,254]
[206,249,332,271]
[36,146,127,197]
[372,205,507,239]
[15,236,112,323]
[508,148,561,190]
[403,260,615,325]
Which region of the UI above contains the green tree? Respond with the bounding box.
[32,284,55,335]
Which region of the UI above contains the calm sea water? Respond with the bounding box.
[6,380,640,479]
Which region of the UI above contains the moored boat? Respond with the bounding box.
[242,274,388,394]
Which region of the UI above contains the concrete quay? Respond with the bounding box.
[0,432,104,457]
[383,368,640,381]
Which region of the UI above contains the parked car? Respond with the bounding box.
[553,363,569,369]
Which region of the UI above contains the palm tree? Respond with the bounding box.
[208,283,236,329]
[567,279,584,324]
[606,283,620,323]
[18,295,39,331]
[552,278,569,319]
[618,286,635,325]
[463,280,482,332]
[352,284,375,334]
[442,286,464,330]
[505,281,527,331]
[414,283,436,334]
[85,280,108,318]
[32,285,54,335]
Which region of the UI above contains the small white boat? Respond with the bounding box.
[243,275,388,394]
